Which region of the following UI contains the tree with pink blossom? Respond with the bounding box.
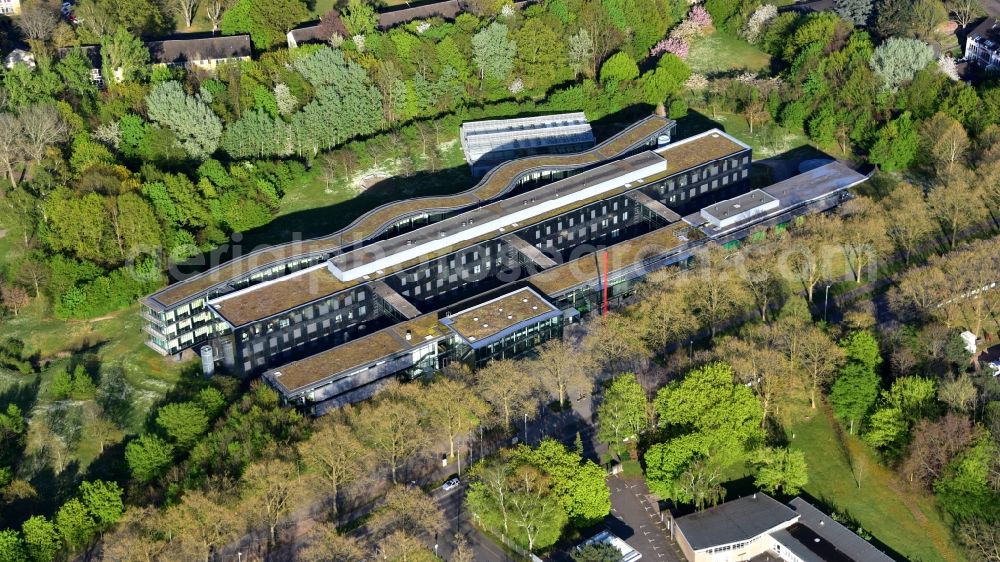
[688,5,712,29]
[651,37,690,59]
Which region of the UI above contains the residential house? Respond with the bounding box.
[3,48,34,69]
[0,0,20,15]
[146,34,251,72]
[965,18,1000,69]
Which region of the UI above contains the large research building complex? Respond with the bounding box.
[140,115,867,413]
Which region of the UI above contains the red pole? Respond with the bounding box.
[602,250,610,316]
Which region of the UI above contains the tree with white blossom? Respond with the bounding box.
[741,4,777,43]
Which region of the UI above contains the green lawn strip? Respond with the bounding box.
[788,409,963,562]
[686,32,771,76]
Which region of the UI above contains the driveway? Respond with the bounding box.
[606,476,685,562]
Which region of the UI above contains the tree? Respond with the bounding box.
[155,401,209,449]
[583,312,650,374]
[957,518,1000,562]
[574,543,623,562]
[938,375,977,413]
[352,390,430,484]
[341,0,377,36]
[162,491,239,562]
[99,506,166,562]
[19,104,67,166]
[838,198,890,283]
[900,413,977,488]
[145,81,222,160]
[466,460,514,535]
[472,22,516,81]
[799,325,845,409]
[55,498,97,552]
[640,54,691,105]
[789,213,840,302]
[368,485,446,542]
[170,0,199,28]
[637,272,698,352]
[830,363,880,434]
[205,0,226,32]
[599,52,639,85]
[0,113,26,190]
[21,515,60,562]
[749,447,808,495]
[532,339,595,410]
[475,359,539,432]
[78,480,124,529]
[509,439,611,528]
[685,248,752,337]
[423,378,487,458]
[297,524,366,562]
[514,18,567,88]
[16,1,61,43]
[240,458,312,547]
[881,182,933,263]
[870,111,920,172]
[929,170,988,249]
[509,484,566,552]
[1,284,30,316]
[568,29,596,77]
[863,406,909,451]
[836,0,873,25]
[717,332,790,427]
[870,37,934,91]
[947,0,983,27]
[100,27,149,84]
[124,434,174,482]
[920,113,969,177]
[298,418,373,518]
[677,458,727,511]
[221,0,308,49]
[597,373,647,454]
[0,530,26,562]
[646,363,763,501]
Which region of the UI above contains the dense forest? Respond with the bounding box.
[0,0,999,559]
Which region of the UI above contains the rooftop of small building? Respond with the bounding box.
[787,498,895,562]
[674,493,798,551]
[266,312,448,395]
[968,17,1000,48]
[145,116,672,309]
[443,287,557,343]
[701,189,777,220]
[146,33,252,64]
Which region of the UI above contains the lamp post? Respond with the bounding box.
[824,284,832,322]
[237,553,242,562]
[524,413,528,445]
[688,339,693,359]
[480,425,484,460]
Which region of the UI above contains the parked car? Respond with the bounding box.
[441,477,460,491]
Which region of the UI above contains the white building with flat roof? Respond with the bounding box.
[460,112,596,177]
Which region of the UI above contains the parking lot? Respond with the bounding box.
[606,476,685,562]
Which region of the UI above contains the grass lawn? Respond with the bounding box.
[686,32,772,76]
[788,409,964,562]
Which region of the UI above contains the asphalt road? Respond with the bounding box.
[432,483,514,562]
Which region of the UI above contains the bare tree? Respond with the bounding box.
[788,213,840,302]
[838,198,890,283]
[16,0,61,43]
[475,359,540,432]
[798,325,845,409]
[368,485,446,541]
[882,182,934,263]
[0,113,26,191]
[929,169,988,249]
[298,418,374,518]
[20,104,68,167]
[738,232,785,321]
[162,491,240,562]
[900,413,977,488]
[948,0,983,28]
[240,458,313,548]
[170,0,200,28]
[531,339,596,410]
[298,524,366,562]
[351,387,431,484]
[205,0,228,32]
[1,284,30,316]
[421,378,488,459]
[958,518,1000,562]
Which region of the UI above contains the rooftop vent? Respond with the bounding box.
[439,231,447,237]
[532,306,538,310]
[507,315,513,320]
[482,323,489,328]
[405,330,412,341]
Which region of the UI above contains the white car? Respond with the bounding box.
[441,477,460,491]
